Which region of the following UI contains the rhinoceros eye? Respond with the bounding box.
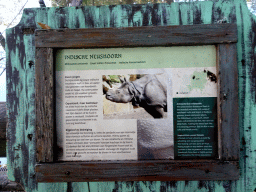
[116,90,121,94]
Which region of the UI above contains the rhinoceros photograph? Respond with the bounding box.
[103,73,168,119]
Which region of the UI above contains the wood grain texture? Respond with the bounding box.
[217,44,239,160]
[35,24,237,48]
[35,160,239,182]
[35,48,54,162]
[5,1,256,191]
[35,24,238,182]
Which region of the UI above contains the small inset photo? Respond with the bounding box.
[103,74,168,119]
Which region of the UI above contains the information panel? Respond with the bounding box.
[55,45,217,161]
[173,97,217,158]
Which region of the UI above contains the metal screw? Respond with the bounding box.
[65,171,70,176]
[223,93,227,100]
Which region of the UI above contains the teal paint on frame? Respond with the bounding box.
[5,0,256,191]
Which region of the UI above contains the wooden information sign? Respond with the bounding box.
[35,23,239,182]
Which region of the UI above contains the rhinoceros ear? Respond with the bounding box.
[128,84,141,106]
[128,84,135,96]
[119,76,125,83]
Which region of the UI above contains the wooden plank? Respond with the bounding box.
[34,23,239,181]
[35,23,237,48]
[8,1,253,191]
[35,48,54,162]
[35,160,239,182]
[217,44,239,160]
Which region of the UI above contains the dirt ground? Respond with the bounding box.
[103,107,167,119]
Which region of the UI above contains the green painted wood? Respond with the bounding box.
[5,0,256,191]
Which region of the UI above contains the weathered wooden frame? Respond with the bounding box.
[35,23,239,182]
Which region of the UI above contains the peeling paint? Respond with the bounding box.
[6,1,256,191]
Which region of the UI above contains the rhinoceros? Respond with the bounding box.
[106,74,167,118]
